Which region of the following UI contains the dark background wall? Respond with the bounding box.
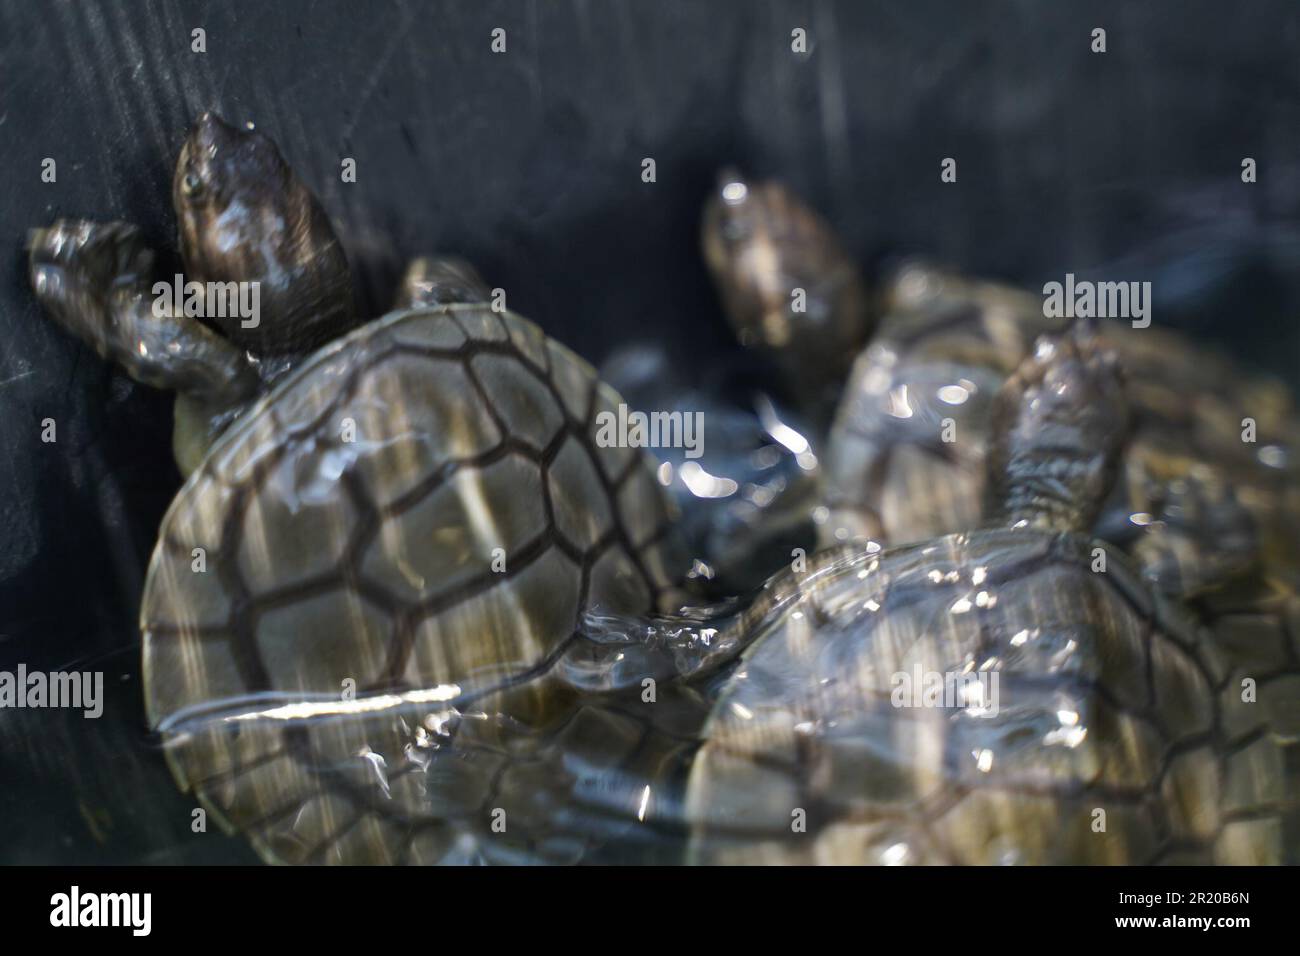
[1,0,1298,862]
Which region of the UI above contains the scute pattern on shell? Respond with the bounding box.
[820,262,1300,590]
[141,304,688,864]
[686,532,1290,864]
[820,267,1064,547]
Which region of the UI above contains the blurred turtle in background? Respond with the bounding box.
[597,171,874,596]
[701,169,874,426]
[686,321,1293,864]
[696,176,1299,863]
[609,171,877,595]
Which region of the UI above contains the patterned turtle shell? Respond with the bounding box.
[685,532,1291,864]
[819,261,1300,591]
[141,303,690,864]
[805,263,1300,863]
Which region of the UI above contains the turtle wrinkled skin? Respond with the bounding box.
[685,324,1292,864]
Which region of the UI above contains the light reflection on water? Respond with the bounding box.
[146,521,1294,865]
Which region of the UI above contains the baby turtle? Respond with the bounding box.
[811,261,1300,863]
[30,114,687,864]
[685,323,1290,864]
[681,171,875,590]
[702,170,873,423]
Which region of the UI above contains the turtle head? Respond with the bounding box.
[701,169,872,412]
[174,112,354,356]
[175,112,287,220]
[700,169,762,295]
[984,319,1130,534]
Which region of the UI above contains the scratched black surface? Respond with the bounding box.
[0,0,1298,863]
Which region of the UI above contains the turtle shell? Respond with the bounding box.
[686,531,1290,864]
[818,270,1060,546]
[141,303,689,864]
[820,261,1300,593]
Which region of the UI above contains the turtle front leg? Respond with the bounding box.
[393,256,491,309]
[29,219,258,405]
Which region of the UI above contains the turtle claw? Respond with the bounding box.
[29,219,155,298]
[29,218,258,405]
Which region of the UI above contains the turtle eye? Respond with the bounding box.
[181,170,204,200]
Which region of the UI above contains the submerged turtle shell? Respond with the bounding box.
[819,268,1060,546]
[820,261,1300,590]
[814,264,1300,863]
[686,532,1290,864]
[141,303,688,864]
